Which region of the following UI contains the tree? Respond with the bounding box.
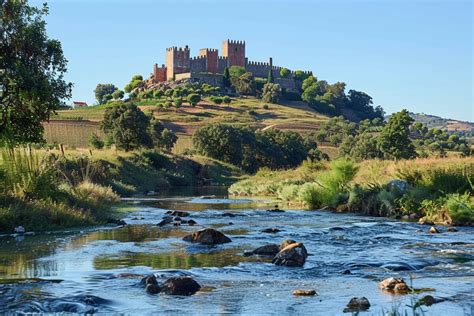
[222,96,232,105]
[262,83,282,103]
[149,119,177,151]
[302,76,317,91]
[0,1,72,144]
[280,68,290,78]
[102,94,113,104]
[267,69,274,83]
[223,67,231,87]
[101,102,151,151]
[231,72,255,95]
[294,70,311,81]
[94,84,117,104]
[124,75,143,93]
[377,109,417,160]
[229,66,246,78]
[173,98,182,109]
[187,93,201,107]
[112,89,124,100]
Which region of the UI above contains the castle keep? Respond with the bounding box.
[150,39,310,91]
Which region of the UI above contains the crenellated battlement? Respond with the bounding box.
[152,39,310,85]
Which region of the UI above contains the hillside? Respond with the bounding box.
[390,112,474,133]
[46,97,331,151]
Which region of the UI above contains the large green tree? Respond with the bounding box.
[0,1,72,144]
[262,83,282,103]
[377,109,417,160]
[94,83,117,104]
[101,102,151,151]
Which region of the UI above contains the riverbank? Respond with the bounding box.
[229,157,474,226]
[0,147,242,233]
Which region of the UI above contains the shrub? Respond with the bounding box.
[297,183,322,209]
[210,96,223,104]
[88,133,104,149]
[69,181,119,216]
[187,93,201,106]
[446,193,474,225]
[222,96,231,104]
[262,83,282,103]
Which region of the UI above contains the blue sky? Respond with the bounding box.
[32,0,473,121]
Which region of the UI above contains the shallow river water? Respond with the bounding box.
[0,188,473,315]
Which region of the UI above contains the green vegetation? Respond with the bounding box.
[229,157,474,225]
[0,1,72,144]
[94,84,118,104]
[262,83,282,103]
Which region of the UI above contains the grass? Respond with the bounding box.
[229,157,474,225]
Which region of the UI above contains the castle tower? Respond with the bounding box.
[222,40,245,68]
[165,45,190,80]
[199,48,218,73]
[153,63,167,83]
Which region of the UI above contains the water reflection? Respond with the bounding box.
[93,248,270,270]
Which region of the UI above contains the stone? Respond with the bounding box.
[187,219,197,226]
[280,239,297,250]
[14,226,25,234]
[418,219,434,225]
[157,217,173,227]
[387,179,410,193]
[141,275,158,287]
[292,289,317,296]
[343,297,371,313]
[272,242,308,267]
[342,269,352,275]
[429,226,440,234]
[266,208,284,213]
[417,295,444,306]
[161,276,201,295]
[447,227,458,232]
[261,228,281,233]
[379,277,410,294]
[107,218,127,226]
[183,228,232,245]
[244,244,280,257]
[146,283,161,294]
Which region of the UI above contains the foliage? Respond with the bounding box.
[187,93,201,106]
[229,66,246,78]
[222,96,231,104]
[210,96,223,105]
[223,67,231,87]
[112,89,124,100]
[124,74,143,93]
[267,69,274,83]
[94,84,117,104]
[149,119,177,151]
[231,72,255,95]
[378,110,417,160]
[262,83,282,103]
[88,133,104,149]
[279,68,290,78]
[294,70,311,81]
[101,102,152,151]
[0,1,72,144]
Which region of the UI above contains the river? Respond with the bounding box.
[0,188,473,315]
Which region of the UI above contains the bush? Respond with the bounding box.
[446,194,474,225]
[88,133,104,149]
[210,96,223,105]
[262,83,282,103]
[69,181,119,216]
[222,96,231,105]
[187,93,201,106]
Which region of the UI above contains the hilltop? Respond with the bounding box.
[407,112,473,133]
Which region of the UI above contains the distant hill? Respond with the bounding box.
[388,112,473,134]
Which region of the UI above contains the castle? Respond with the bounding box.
[149,39,310,91]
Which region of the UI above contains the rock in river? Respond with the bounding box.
[429,226,440,234]
[272,242,308,267]
[183,228,231,245]
[161,276,201,295]
[343,297,371,312]
[293,289,317,296]
[261,228,282,233]
[244,244,280,257]
[165,210,190,217]
[379,277,410,294]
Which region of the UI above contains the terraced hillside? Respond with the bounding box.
[46,97,331,150]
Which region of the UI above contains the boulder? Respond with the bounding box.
[187,219,198,226]
[429,226,440,234]
[418,219,434,225]
[292,289,317,296]
[183,228,231,245]
[161,276,201,295]
[343,297,371,313]
[447,227,458,232]
[379,277,410,294]
[244,244,280,257]
[146,283,161,294]
[157,218,173,227]
[272,242,308,267]
[280,239,297,250]
[417,295,444,306]
[261,228,282,233]
[107,218,127,226]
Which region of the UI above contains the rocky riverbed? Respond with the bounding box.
[0,190,473,315]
